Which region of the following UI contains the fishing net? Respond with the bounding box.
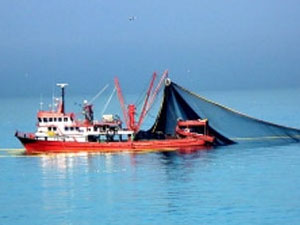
[147,81,300,145]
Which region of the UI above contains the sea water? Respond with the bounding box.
[1,88,300,225]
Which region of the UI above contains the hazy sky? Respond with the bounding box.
[1,0,300,97]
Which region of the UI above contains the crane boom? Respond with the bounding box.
[136,72,157,131]
[145,70,168,114]
[114,77,129,129]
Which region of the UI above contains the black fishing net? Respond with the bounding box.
[146,81,300,145]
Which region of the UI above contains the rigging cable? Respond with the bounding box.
[135,76,154,110]
[101,87,117,116]
[88,84,109,105]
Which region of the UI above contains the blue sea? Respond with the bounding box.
[1,88,300,225]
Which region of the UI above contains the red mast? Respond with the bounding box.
[115,70,168,132]
[145,70,168,114]
[128,104,136,131]
[136,72,157,131]
[114,77,129,129]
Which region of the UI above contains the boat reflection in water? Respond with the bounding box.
[26,146,234,224]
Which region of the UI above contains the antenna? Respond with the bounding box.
[51,86,55,112]
[56,83,68,113]
[39,94,44,110]
[56,83,68,88]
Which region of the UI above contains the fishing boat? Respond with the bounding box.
[15,71,215,154]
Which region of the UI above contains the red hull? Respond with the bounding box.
[16,135,214,154]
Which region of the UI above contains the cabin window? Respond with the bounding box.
[94,127,97,132]
[43,118,48,122]
[48,127,51,131]
[64,117,68,122]
[38,118,42,122]
[70,127,74,131]
[64,127,69,131]
[54,118,57,122]
[76,127,79,131]
[53,127,57,131]
[88,128,91,132]
[49,118,53,122]
[58,118,62,122]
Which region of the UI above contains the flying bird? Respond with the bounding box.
[128,16,137,21]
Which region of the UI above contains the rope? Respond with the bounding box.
[135,76,154,110]
[175,83,300,131]
[142,87,164,124]
[101,87,116,116]
[88,84,109,105]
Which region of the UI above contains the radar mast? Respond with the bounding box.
[56,83,68,114]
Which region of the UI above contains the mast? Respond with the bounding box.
[56,83,68,114]
[114,78,129,129]
[136,72,157,131]
[114,71,168,132]
[145,70,168,115]
[128,104,136,131]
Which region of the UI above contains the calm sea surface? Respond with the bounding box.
[1,88,300,225]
